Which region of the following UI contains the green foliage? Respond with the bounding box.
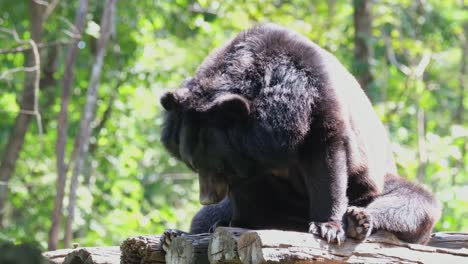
[0,0,466,249]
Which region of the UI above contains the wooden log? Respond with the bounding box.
[165,233,211,264]
[43,231,468,264]
[237,230,468,264]
[120,235,165,264]
[43,248,76,264]
[208,227,249,264]
[43,246,120,264]
[428,232,468,249]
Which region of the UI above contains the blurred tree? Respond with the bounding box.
[49,0,88,251]
[353,0,374,98]
[456,20,466,125]
[64,0,116,248]
[0,0,46,226]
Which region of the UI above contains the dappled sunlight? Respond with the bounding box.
[0,0,465,254]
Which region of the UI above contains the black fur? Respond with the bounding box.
[160,24,441,245]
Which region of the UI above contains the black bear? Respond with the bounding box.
[159,24,441,247]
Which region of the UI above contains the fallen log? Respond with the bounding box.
[43,246,120,264]
[237,230,468,264]
[43,230,468,264]
[428,232,468,249]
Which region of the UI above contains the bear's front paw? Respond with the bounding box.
[309,220,346,245]
[160,229,188,252]
[345,206,373,240]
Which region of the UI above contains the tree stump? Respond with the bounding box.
[208,227,248,264]
[120,235,165,264]
[165,233,211,264]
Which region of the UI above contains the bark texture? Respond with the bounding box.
[43,230,468,264]
[0,0,45,226]
[353,0,373,98]
[48,0,89,251]
[64,0,116,248]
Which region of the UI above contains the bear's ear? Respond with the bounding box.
[207,94,251,123]
[160,88,190,111]
[160,92,178,111]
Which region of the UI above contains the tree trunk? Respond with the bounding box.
[353,0,373,98]
[85,80,120,186]
[0,0,45,226]
[64,0,116,248]
[40,45,60,130]
[454,19,467,185]
[48,0,88,251]
[416,106,427,183]
[455,22,467,124]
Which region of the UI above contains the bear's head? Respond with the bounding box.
[159,24,320,205]
[160,84,254,205]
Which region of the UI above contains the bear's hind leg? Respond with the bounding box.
[349,174,441,244]
[345,206,373,240]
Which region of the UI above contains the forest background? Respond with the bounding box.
[0,0,466,251]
